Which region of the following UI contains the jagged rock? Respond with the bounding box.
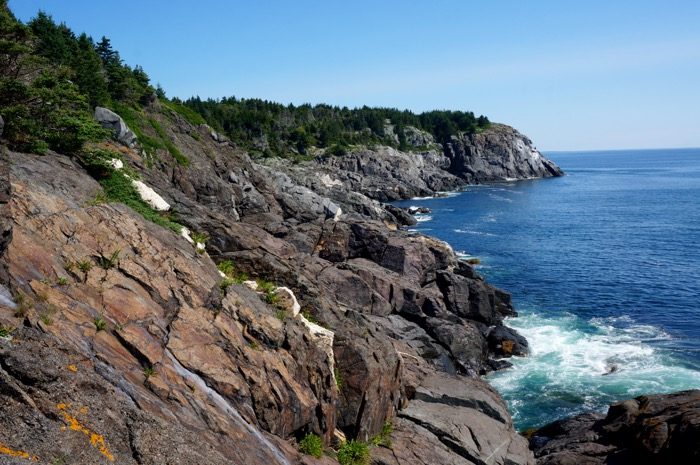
[531,390,700,465]
[373,369,534,465]
[407,206,431,214]
[94,106,138,147]
[0,105,558,465]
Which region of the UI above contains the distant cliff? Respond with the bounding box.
[267,123,563,215]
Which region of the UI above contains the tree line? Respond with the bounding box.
[182,96,490,157]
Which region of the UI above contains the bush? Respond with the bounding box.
[298,433,323,458]
[94,315,107,331]
[217,260,235,277]
[337,440,370,465]
[370,422,393,447]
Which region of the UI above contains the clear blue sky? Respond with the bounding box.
[9,0,700,151]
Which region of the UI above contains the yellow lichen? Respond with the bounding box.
[56,403,114,461]
[0,443,39,461]
[67,364,78,372]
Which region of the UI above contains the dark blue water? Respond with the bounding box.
[395,148,700,430]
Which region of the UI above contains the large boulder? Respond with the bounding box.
[94,106,138,147]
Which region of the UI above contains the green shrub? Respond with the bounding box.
[0,324,16,338]
[56,276,68,286]
[77,259,93,273]
[191,231,208,245]
[217,260,235,277]
[370,422,393,447]
[94,315,107,331]
[142,365,156,379]
[334,367,343,391]
[298,433,323,458]
[337,440,370,465]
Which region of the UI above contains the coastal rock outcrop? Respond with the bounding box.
[0,104,553,464]
[530,390,700,465]
[267,123,563,212]
[445,124,563,182]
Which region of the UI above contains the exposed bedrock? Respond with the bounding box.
[531,390,700,465]
[0,106,553,464]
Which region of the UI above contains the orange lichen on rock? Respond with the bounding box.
[501,340,515,355]
[56,403,115,461]
[0,443,39,461]
[67,364,78,372]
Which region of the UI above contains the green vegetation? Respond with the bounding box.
[161,98,206,126]
[0,324,15,338]
[78,147,183,232]
[97,249,120,270]
[77,259,93,274]
[142,365,156,379]
[256,278,280,306]
[275,309,287,321]
[39,312,53,325]
[334,367,344,391]
[298,433,324,458]
[93,315,107,331]
[56,276,68,286]
[217,260,235,276]
[191,231,209,245]
[370,422,393,447]
[337,440,370,465]
[183,96,490,158]
[0,3,156,154]
[217,260,249,293]
[148,117,189,166]
[14,291,31,317]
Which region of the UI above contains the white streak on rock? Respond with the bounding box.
[132,180,171,211]
[320,173,343,188]
[180,227,194,244]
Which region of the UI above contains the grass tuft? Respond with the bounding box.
[94,315,107,331]
[337,440,370,465]
[299,433,324,458]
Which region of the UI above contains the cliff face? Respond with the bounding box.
[268,123,563,206]
[445,124,563,183]
[0,103,551,464]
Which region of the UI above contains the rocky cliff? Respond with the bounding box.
[0,100,562,464]
[267,124,563,205]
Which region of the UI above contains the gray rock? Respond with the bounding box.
[0,114,4,138]
[403,125,435,148]
[94,106,138,147]
[445,123,564,182]
[532,390,700,465]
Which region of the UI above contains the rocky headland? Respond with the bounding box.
[1,5,697,464]
[0,98,565,465]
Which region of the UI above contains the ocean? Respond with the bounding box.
[395,148,700,430]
